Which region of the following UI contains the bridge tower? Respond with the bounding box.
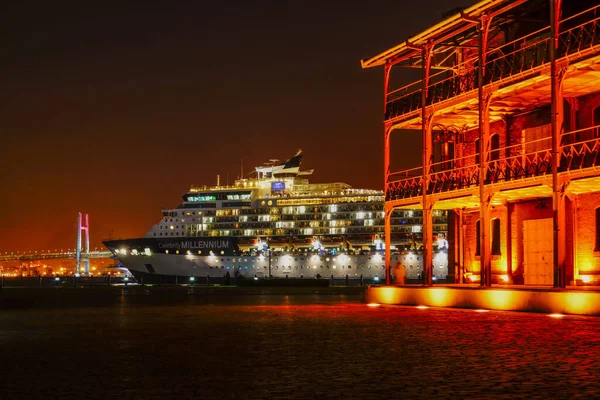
[75,213,90,275]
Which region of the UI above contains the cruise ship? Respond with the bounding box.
[103,151,449,283]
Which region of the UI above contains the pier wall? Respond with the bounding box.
[367,285,600,316]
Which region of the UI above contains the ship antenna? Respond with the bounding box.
[241,158,243,180]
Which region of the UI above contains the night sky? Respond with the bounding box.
[1,0,470,251]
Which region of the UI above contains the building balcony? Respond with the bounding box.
[385,4,600,124]
[386,127,600,207]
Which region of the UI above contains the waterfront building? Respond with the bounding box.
[362,0,600,286]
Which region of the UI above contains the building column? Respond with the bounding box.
[506,202,514,282]
[478,92,492,286]
[551,0,566,288]
[384,203,393,285]
[384,123,393,285]
[461,215,468,284]
[383,61,393,285]
[480,195,492,286]
[421,46,434,286]
[572,195,579,284]
[477,15,492,287]
[457,209,464,284]
[423,202,435,286]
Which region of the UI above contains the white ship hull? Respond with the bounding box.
[113,251,448,281]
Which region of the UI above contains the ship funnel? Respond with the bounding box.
[217,175,220,186]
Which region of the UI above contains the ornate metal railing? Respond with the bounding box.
[384,4,600,121]
[386,127,600,202]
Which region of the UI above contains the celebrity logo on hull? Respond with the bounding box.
[158,240,231,250]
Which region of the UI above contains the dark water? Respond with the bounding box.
[1,287,600,399]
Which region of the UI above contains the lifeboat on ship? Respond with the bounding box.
[267,237,290,250]
[319,236,345,248]
[237,237,258,250]
[345,234,373,248]
[291,237,313,249]
[390,233,413,249]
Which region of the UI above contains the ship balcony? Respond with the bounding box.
[385,4,600,125]
[386,127,600,209]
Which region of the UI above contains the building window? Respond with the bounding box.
[490,134,500,162]
[444,141,455,170]
[476,220,481,256]
[596,207,600,251]
[491,218,501,255]
[475,139,480,165]
[523,124,551,154]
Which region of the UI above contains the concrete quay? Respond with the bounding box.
[367,284,600,316]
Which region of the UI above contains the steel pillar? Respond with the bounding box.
[421,46,434,286]
[384,122,393,285]
[507,202,514,282]
[572,195,579,284]
[551,0,566,288]
[423,202,434,286]
[383,63,393,286]
[459,210,466,284]
[477,17,493,287]
[384,204,393,285]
